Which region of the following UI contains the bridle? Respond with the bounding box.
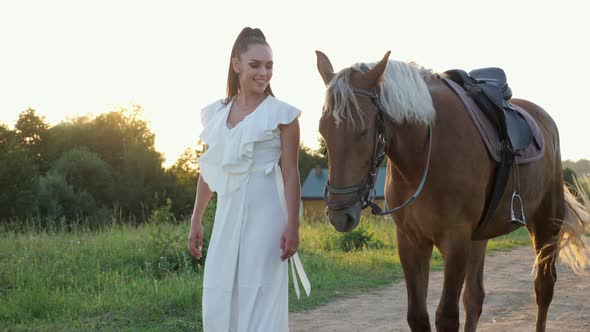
[322,87,433,216]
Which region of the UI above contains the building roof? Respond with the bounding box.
[301,167,387,199]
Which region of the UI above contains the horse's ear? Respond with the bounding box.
[316,50,335,86]
[363,51,391,87]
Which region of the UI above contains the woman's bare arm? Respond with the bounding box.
[188,175,213,258]
[191,175,213,223]
[279,118,301,260]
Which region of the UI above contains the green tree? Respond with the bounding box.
[563,159,590,178]
[0,124,15,151]
[36,148,115,221]
[298,144,327,180]
[170,146,200,188]
[44,115,94,167]
[0,146,39,219]
[41,105,170,220]
[563,167,590,201]
[90,105,166,219]
[37,172,98,220]
[166,145,203,216]
[116,139,167,216]
[50,147,114,205]
[563,167,578,187]
[14,108,49,170]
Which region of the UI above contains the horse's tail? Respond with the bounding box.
[556,178,590,274]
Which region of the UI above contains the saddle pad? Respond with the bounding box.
[442,77,544,165]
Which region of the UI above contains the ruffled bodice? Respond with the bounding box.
[198,95,301,195]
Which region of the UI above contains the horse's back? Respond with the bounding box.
[510,98,560,147]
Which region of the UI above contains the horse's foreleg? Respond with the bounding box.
[462,240,487,332]
[435,237,470,332]
[398,230,434,332]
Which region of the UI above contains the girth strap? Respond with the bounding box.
[471,143,514,238]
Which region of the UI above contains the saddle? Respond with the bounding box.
[443,68,537,236]
[445,68,533,151]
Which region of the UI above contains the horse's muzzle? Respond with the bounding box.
[326,203,361,232]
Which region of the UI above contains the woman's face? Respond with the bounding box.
[233,43,273,96]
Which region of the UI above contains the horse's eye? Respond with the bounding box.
[359,129,369,137]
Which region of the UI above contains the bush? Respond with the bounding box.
[37,173,98,220]
[0,146,39,219]
[50,147,114,205]
[340,226,375,252]
[146,196,217,277]
[148,199,183,276]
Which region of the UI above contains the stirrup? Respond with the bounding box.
[509,192,526,226]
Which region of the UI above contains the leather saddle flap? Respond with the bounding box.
[442,77,544,165]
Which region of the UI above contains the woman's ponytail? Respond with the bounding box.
[224,27,274,104]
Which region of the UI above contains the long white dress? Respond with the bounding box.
[198,95,311,332]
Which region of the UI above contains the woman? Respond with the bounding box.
[187,27,310,331]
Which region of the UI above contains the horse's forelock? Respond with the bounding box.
[324,67,363,129]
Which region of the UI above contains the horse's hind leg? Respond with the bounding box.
[530,220,560,332]
[529,183,564,332]
[462,240,487,332]
[530,219,561,332]
[398,230,434,332]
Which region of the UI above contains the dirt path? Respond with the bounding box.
[289,246,590,331]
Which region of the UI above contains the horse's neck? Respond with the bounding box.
[385,119,430,182]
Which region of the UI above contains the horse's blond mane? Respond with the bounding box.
[324,60,437,128]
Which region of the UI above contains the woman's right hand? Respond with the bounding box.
[188,221,204,259]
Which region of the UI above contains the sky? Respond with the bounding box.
[1,0,588,166]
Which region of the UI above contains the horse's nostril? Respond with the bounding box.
[345,213,354,225]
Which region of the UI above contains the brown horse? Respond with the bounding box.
[315,50,590,332]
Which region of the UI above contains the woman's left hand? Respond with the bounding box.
[280,222,300,261]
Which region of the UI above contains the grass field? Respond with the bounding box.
[0,213,531,331]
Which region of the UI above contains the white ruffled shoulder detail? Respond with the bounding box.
[198,99,227,146]
[197,96,301,195]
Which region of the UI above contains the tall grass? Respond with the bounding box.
[0,212,530,331]
[0,221,203,331]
